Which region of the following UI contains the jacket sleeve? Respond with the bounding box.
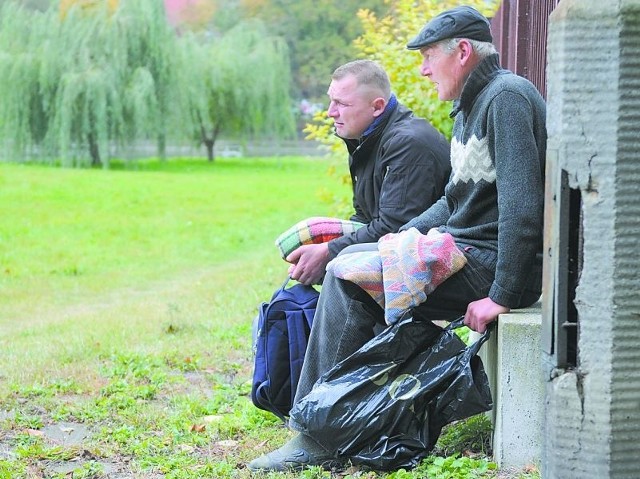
[399,194,450,233]
[350,198,369,225]
[328,133,449,258]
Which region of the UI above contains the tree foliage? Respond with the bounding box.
[0,0,50,10]
[229,0,389,101]
[305,0,499,156]
[52,0,177,166]
[0,0,295,167]
[0,3,52,158]
[0,0,178,167]
[178,19,295,161]
[59,0,119,18]
[355,0,499,136]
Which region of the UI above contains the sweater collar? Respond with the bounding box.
[450,53,503,118]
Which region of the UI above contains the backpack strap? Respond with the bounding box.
[278,274,292,292]
[286,306,315,410]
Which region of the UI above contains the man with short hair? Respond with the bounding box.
[249,6,546,471]
[286,59,450,286]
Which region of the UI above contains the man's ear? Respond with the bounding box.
[458,39,474,65]
[372,97,387,117]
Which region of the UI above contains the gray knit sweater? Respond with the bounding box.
[402,54,546,308]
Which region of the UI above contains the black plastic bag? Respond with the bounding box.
[288,315,493,471]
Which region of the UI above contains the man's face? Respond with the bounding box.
[419,43,465,101]
[326,75,378,140]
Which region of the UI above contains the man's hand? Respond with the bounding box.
[286,243,330,285]
[464,297,510,333]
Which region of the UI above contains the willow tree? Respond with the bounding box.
[179,19,296,162]
[0,3,50,160]
[0,0,180,167]
[46,0,180,166]
[0,1,295,166]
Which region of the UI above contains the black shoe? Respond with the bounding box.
[247,435,336,472]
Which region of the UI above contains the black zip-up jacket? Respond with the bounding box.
[327,102,451,258]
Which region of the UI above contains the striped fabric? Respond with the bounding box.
[327,228,467,324]
[275,217,365,259]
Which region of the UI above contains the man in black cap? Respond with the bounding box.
[402,5,546,332]
[248,6,546,472]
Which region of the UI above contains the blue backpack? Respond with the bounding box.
[251,276,319,421]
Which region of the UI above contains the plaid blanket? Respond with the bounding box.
[275,217,365,259]
[327,228,467,325]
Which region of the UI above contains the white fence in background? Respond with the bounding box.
[125,139,326,159]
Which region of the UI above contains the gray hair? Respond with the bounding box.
[438,38,497,59]
[332,60,391,100]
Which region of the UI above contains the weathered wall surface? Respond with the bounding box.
[543,1,640,477]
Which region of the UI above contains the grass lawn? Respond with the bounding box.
[0,157,538,479]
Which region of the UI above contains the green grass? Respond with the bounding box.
[0,157,539,479]
[0,157,343,380]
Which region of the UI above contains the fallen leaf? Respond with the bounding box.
[189,424,206,433]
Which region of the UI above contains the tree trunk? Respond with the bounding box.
[204,138,214,162]
[88,132,101,167]
[157,133,166,160]
[200,123,221,162]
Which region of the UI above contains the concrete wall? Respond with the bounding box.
[543,1,640,477]
[477,306,544,470]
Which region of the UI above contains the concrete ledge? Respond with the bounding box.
[473,303,543,469]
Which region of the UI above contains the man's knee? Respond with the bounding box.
[337,242,378,256]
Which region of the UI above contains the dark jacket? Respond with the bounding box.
[327,102,451,258]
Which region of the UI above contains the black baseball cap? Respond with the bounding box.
[406,6,492,50]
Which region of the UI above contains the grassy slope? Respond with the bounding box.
[0,158,537,479]
[0,158,343,385]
